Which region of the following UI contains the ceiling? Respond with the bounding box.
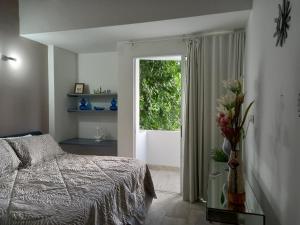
[22,10,250,53]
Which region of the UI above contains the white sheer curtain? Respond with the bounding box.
[182,31,245,202]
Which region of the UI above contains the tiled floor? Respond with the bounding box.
[145,167,216,225]
[149,167,181,193]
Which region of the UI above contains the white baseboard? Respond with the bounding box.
[147,164,180,171]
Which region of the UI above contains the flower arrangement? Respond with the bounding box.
[216,80,254,152]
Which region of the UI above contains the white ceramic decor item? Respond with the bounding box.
[222,138,232,156]
[95,126,105,142]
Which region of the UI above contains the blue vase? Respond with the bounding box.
[110,98,118,111]
[79,98,88,110]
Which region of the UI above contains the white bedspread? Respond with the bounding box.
[0,154,156,225]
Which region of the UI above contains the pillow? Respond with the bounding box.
[6,134,64,167]
[0,139,21,175]
[0,134,32,140]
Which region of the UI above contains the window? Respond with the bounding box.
[139,59,181,131]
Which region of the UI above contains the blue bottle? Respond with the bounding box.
[79,98,89,110]
[110,98,118,111]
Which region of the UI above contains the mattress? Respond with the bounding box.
[0,154,156,225]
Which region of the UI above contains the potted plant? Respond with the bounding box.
[216,80,254,205]
[211,148,229,176]
[213,148,229,163]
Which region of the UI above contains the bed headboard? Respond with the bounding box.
[0,131,42,138]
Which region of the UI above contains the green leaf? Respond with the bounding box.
[240,101,254,129]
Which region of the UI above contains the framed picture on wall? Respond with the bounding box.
[74,83,85,94]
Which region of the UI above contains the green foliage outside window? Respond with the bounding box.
[139,60,181,130]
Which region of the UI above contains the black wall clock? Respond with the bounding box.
[274,0,291,47]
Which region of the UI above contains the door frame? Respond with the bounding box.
[133,55,186,193]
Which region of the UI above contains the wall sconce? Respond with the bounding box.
[1,55,17,62]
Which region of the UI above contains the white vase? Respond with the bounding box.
[222,138,231,156]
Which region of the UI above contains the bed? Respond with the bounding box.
[0,132,156,225]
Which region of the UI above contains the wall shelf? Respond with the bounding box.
[67,93,117,97]
[67,109,117,113]
[67,92,118,113]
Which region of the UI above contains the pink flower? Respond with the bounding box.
[221,127,234,139]
[220,116,230,127]
[216,79,254,151]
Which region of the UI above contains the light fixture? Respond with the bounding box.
[1,54,17,62]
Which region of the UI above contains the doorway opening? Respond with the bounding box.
[134,55,183,194]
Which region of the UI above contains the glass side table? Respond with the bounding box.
[206,160,265,225]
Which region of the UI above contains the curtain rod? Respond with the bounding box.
[121,29,245,45]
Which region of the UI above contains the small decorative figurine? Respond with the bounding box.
[110,98,118,111]
[79,98,91,110]
[93,86,102,94]
[95,126,105,142]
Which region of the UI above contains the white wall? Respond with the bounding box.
[78,52,118,92]
[117,39,186,157]
[135,130,181,167]
[146,130,181,167]
[134,59,147,161]
[0,0,48,136]
[78,52,118,139]
[245,0,300,225]
[19,0,252,34]
[48,46,78,142]
[136,130,147,162]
